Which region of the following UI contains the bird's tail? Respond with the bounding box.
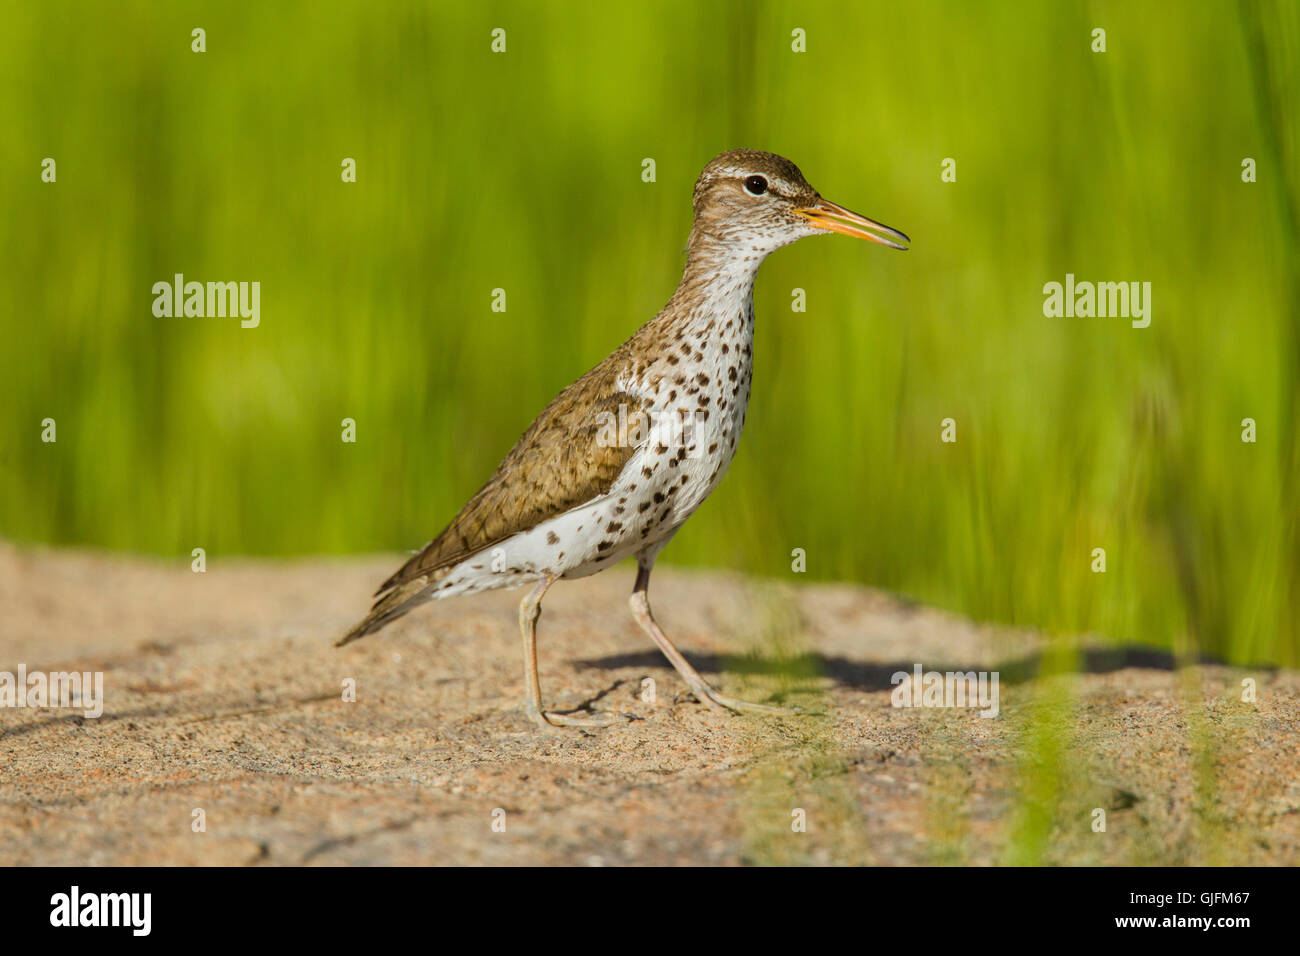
[335,577,435,647]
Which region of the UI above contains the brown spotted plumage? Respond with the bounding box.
[339,149,908,730]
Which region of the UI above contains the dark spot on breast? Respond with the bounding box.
[728,366,737,381]
[597,540,613,552]
[546,532,559,545]
[708,442,718,453]
[696,373,710,385]
[606,521,623,533]
[638,500,652,512]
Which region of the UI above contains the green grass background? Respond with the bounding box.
[2,0,1297,666]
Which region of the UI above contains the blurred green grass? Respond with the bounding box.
[2,0,1296,666]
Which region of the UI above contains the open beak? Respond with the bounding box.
[798,198,909,250]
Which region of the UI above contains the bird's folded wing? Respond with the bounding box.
[375,367,647,599]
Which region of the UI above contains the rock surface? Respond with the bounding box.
[1,542,1296,865]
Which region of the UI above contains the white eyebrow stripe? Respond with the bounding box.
[713,167,790,193]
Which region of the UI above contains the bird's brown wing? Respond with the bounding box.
[337,352,648,647]
[381,384,642,595]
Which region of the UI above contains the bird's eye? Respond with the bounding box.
[743,175,768,196]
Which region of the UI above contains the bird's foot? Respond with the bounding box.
[526,706,633,731]
[545,709,635,728]
[687,682,802,717]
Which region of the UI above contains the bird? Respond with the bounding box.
[338,148,908,730]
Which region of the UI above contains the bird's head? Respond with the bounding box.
[689,148,908,256]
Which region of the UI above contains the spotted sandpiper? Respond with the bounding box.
[339,149,908,729]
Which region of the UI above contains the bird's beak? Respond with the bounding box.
[798,198,909,250]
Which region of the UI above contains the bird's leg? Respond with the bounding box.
[518,575,629,730]
[518,576,557,729]
[629,562,799,716]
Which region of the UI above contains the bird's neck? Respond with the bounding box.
[658,229,764,337]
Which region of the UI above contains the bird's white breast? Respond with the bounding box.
[622,272,758,529]
[426,252,762,594]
